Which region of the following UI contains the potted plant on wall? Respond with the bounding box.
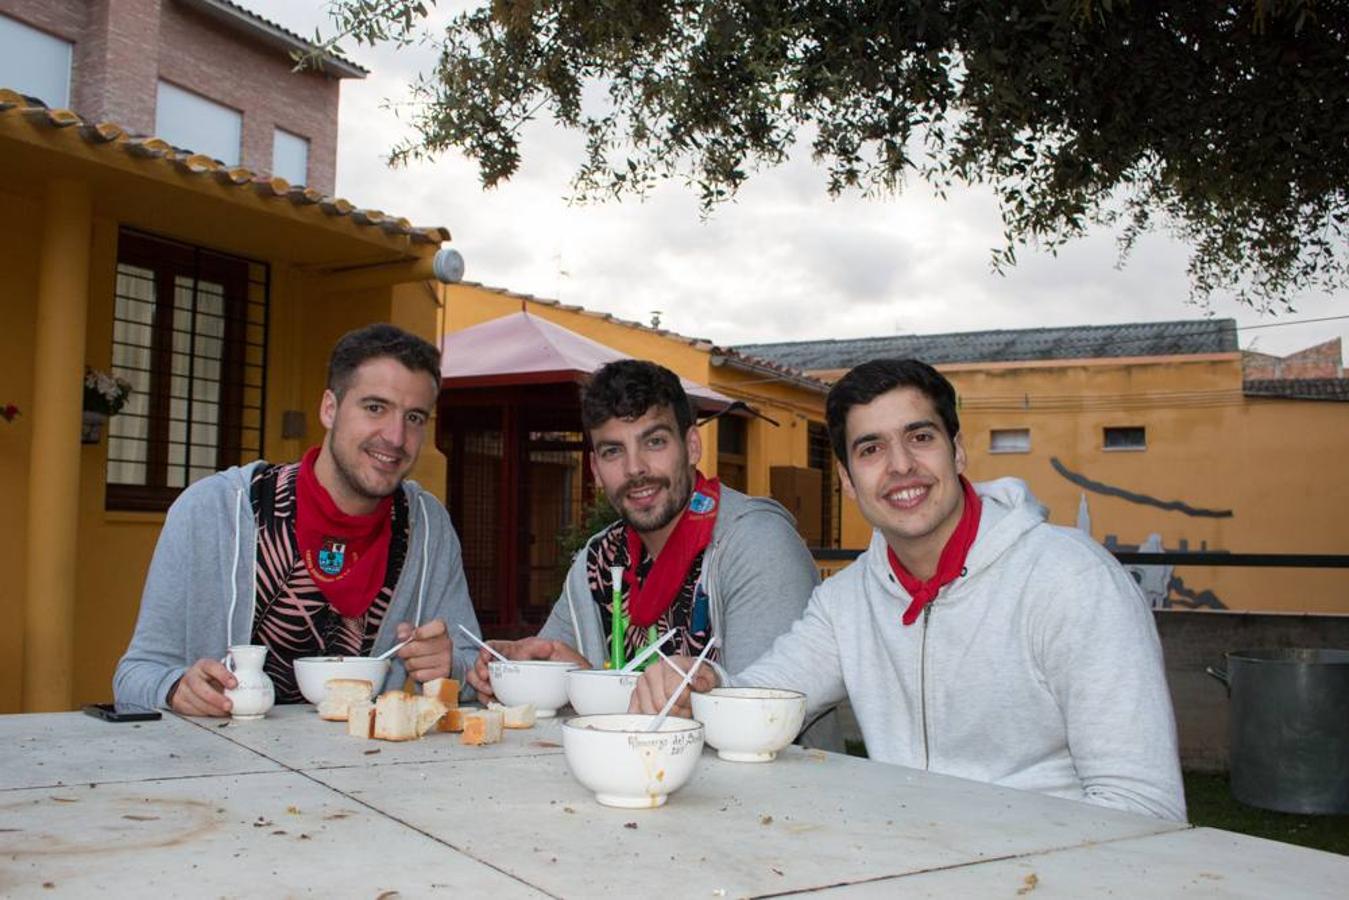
[82,367,132,444]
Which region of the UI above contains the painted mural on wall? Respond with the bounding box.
[1052,457,1230,610]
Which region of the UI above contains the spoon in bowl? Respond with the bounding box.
[620,628,677,673]
[458,624,510,663]
[646,637,718,732]
[373,636,413,661]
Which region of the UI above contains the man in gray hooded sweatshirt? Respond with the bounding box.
[115,324,481,716]
[467,359,840,748]
[632,358,1185,821]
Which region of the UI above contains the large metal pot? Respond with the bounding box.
[1207,648,1349,815]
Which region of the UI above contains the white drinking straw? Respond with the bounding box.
[646,637,718,732]
[458,624,509,663]
[620,628,677,673]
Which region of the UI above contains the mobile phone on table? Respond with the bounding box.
[82,702,162,723]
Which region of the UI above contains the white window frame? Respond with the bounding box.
[989,428,1031,454]
[0,13,73,108]
[155,81,242,165]
[271,127,310,185]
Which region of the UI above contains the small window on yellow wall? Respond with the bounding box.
[1103,426,1147,451]
[990,428,1030,453]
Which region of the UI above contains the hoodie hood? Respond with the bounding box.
[865,476,1047,592]
[963,477,1048,577]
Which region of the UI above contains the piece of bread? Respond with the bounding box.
[373,691,419,741]
[437,707,469,733]
[414,695,448,737]
[318,678,375,721]
[460,708,504,746]
[346,701,374,738]
[421,677,460,709]
[488,701,536,729]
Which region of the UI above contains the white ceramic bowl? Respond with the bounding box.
[562,714,704,808]
[566,668,639,715]
[489,660,579,716]
[690,687,806,762]
[292,656,390,705]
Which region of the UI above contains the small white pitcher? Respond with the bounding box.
[223,644,275,721]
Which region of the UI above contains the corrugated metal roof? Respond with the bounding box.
[1243,378,1349,402]
[735,319,1240,370]
[0,90,448,246]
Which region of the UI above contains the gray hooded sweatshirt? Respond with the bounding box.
[536,485,842,749]
[728,477,1186,821]
[114,461,482,710]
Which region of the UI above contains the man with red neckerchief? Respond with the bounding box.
[467,360,842,750]
[115,324,482,716]
[634,358,1186,822]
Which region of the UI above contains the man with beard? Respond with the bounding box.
[115,324,481,716]
[466,360,840,748]
[631,359,1185,821]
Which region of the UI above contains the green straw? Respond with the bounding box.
[609,566,626,669]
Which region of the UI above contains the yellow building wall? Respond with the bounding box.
[0,188,42,714]
[818,356,1349,613]
[0,197,446,711]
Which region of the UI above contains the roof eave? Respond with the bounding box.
[709,353,830,394]
[176,0,368,79]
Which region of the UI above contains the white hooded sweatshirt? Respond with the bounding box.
[729,477,1186,822]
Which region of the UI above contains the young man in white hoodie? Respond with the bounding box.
[631,358,1186,821]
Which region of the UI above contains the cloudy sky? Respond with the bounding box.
[251,1,1346,358]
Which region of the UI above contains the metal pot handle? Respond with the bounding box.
[1205,665,1230,696]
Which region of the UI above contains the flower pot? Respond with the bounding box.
[81,410,106,444]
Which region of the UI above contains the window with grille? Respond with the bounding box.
[106,229,267,511]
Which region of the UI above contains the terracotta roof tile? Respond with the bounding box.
[0,89,449,246]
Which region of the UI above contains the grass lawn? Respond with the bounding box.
[1184,772,1349,856]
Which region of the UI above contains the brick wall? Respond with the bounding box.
[158,1,339,193]
[1243,338,1344,380]
[1,0,341,194]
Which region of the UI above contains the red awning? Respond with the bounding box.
[439,312,736,412]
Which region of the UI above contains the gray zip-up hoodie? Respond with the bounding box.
[536,485,842,749]
[113,461,482,710]
[728,477,1186,821]
[538,486,816,673]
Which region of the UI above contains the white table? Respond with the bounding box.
[1,706,1344,898]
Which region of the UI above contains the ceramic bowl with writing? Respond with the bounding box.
[293,656,390,705]
[561,714,705,808]
[566,668,639,715]
[690,687,806,762]
[488,660,580,717]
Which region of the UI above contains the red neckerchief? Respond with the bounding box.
[886,476,982,626]
[624,472,721,628]
[294,446,394,618]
